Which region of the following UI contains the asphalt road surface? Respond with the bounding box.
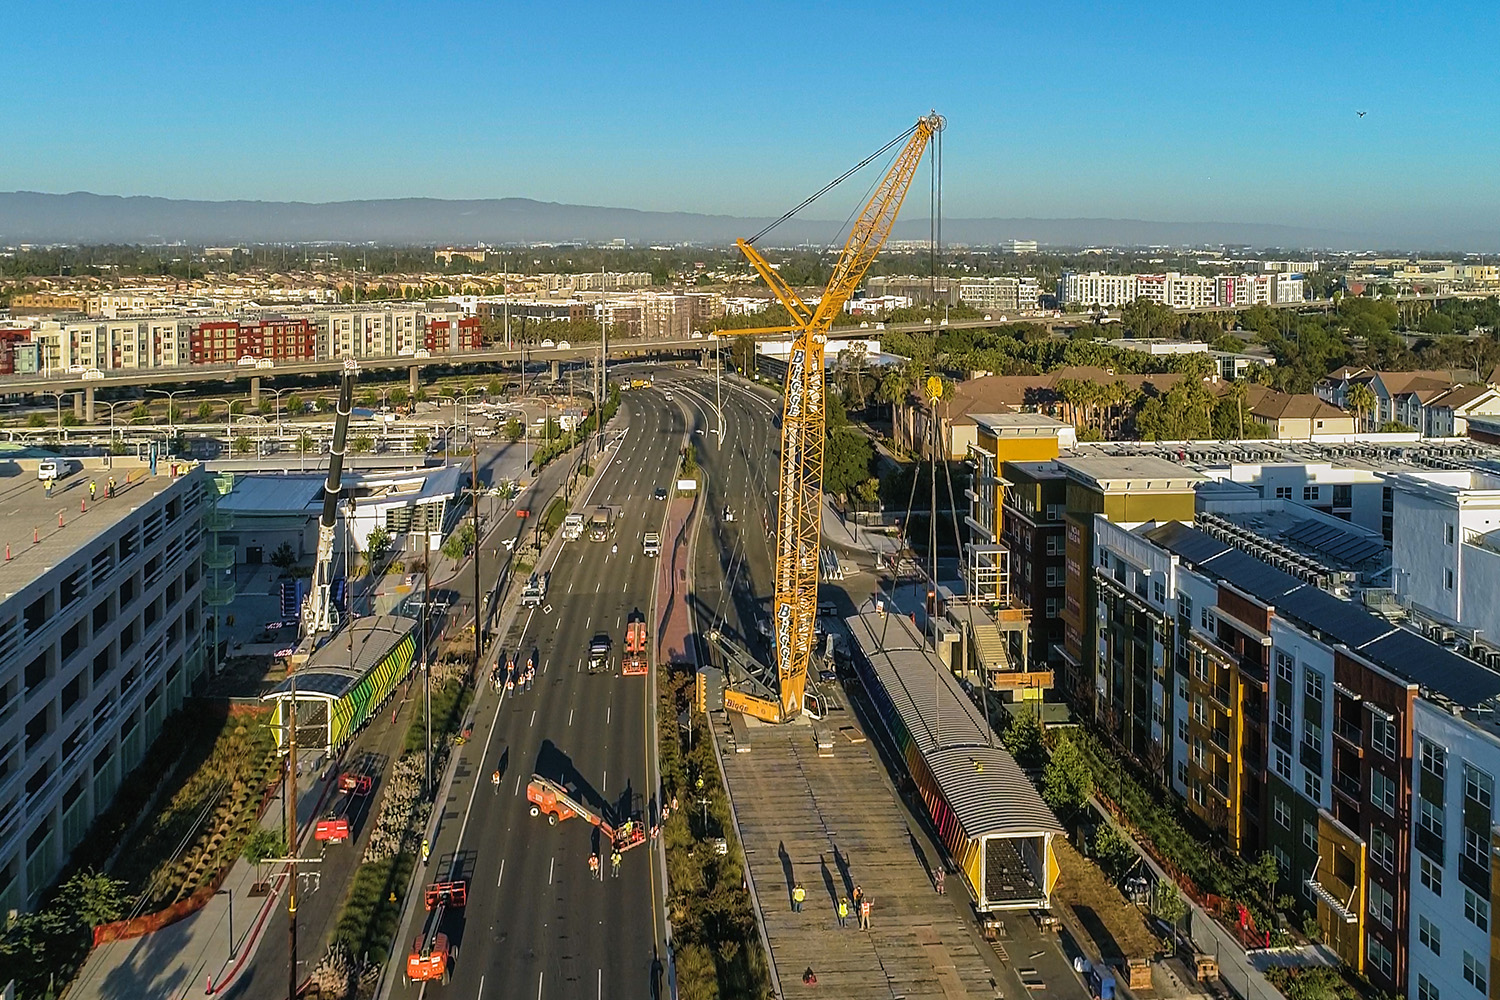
[387,383,691,1000]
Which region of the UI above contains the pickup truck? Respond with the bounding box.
[587,634,612,674]
[561,512,584,540]
[643,532,660,557]
[520,572,548,608]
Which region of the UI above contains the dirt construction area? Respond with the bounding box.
[1053,837,1163,971]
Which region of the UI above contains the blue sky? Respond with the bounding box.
[3,1,1497,238]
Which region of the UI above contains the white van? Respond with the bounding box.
[38,459,76,481]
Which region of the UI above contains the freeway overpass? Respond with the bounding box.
[0,290,1468,400]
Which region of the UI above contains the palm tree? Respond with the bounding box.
[1347,382,1377,432]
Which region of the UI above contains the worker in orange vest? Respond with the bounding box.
[859,897,871,930]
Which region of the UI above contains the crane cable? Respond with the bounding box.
[746,122,923,246]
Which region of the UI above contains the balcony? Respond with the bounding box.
[1209,684,1233,711]
[1300,741,1323,773]
[1334,719,1363,752]
[1211,728,1233,755]
[1415,825,1444,863]
[1209,775,1231,801]
[1333,771,1362,803]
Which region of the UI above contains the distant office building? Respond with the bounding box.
[1004,239,1039,254]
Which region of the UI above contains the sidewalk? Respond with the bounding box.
[69,764,335,1000]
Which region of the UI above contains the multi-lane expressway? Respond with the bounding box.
[384,379,716,1000]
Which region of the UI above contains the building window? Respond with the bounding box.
[1046,535,1063,556]
[1045,504,1063,522]
[1465,826,1488,868]
[1272,844,1290,874]
[1369,881,1393,928]
[1152,580,1165,605]
[1420,797,1445,840]
[1303,486,1319,501]
[1276,701,1293,733]
[1370,770,1396,815]
[1371,714,1397,758]
[1304,669,1324,703]
[1446,523,1456,545]
[1046,566,1063,588]
[1200,608,1212,631]
[1369,826,1395,871]
[1465,765,1493,813]
[1045,598,1061,619]
[1302,820,1318,852]
[1302,719,1323,754]
[1465,952,1488,994]
[1275,651,1294,684]
[1178,718,1189,743]
[1366,936,1392,978]
[1417,975,1439,1000]
[1178,593,1193,620]
[1465,887,1489,931]
[1275,486,1293,500]
[1303,771,1322,801]
[1274,747,1292,780]
[1420,855,1443,896]
[1419,913,1441,954]
[1421,739,1447,780]
[1273,798,1290,829]
[1446,568,1455,591]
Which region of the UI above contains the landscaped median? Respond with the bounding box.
[306,662,473,999]
[656,668,772,1000]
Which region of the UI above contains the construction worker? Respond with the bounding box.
[491,769,500,788]
[106,476,116,498]
[421,838,431,864]
[44,478,53,498]
[859,897,871,930]
[589,853,600,880]
[934,868,945,895]
[88,480,96,501]
[611,850,622,878]
[791,883,806,912]
[837,897,849,928]
[852,885,863,912]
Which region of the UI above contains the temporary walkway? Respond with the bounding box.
[845,609,1062,911]
[262,614,418,756]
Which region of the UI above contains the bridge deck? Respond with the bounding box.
[715,707,1002,1000]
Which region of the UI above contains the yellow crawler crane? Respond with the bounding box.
[723,112,943,723]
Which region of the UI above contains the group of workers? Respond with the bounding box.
[492,653,536,694]
[588,849,623,880]
[45,476,116,500]
[791,881,874,929]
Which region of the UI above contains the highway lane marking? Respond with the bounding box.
[606,706,611,725]
[538,972,544,1000]
[549,856,555,885]
[478,975,485,1000]
[497,860,505,886]
[602,769,607,792]
[515,774,522,795]
[530,709,537,727]
[568,708,574,727]
[598,967,602,1000]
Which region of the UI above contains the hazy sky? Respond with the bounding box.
[5,1,1497,239]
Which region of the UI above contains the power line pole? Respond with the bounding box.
[472,448,482,666]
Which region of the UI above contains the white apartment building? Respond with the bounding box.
[1198,462,1395,538]
[1389,471,1500,634]
[1059,271,1140,308]
[957,276,1040,312]
[1059,271,1303,309]
[1407,697,1500,1000]
[0,466,206,913]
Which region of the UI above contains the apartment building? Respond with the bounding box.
[0,466,206,914]
[1059,271,1305,309]
[957,276,1041,312]
[996,461,1071,677]
[1407,694,1500,1000]
[1197,461,1393,538]
[865,275,960,306]
[1057,455,1203,717]
[1389,470,1500,640]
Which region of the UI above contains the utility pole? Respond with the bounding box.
[472,448,482,666]
[423,533,432,795]
[285,674,298,1000]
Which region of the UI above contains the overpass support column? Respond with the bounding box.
[249,376,261,407]
[84,387,95,423]
[74,392,85,420]
[410,365,419,395]
[551,360,560,381]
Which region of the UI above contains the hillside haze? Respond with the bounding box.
[0,190,1470,251]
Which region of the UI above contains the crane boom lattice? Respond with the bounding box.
[730,112,943,723]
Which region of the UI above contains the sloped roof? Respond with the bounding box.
[845,610,1061,839]
[1428,383,1497,411]
[1244,385,1348,421]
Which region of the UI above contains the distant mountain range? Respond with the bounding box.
[0,191,1488,251]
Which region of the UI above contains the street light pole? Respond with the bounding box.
[215,888,236,958]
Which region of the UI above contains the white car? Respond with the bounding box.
[557,340,571,350]
[237,356,259,367]
[81,368,105,381]
[539,339,555,348]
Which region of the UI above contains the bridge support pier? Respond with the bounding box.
[74,392,85,420]
[551,360,560,381]
[249,376,260,407]
[409,365,419,395]
[84,387,95,424]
